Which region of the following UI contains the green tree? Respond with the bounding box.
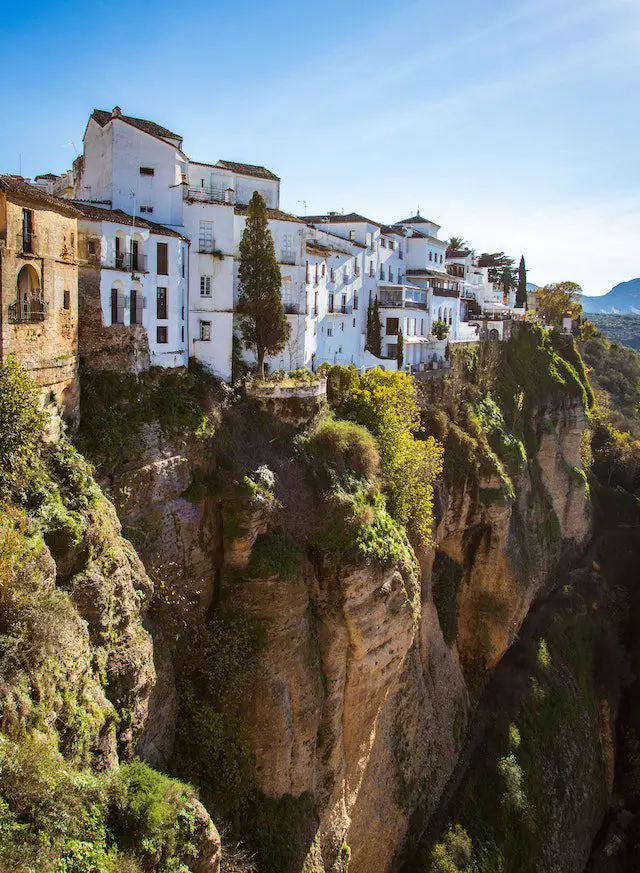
[396,329,404,369]
[537,281,583,325]
[367,296,382,356]
[517,255,527,308]
[478,252,516,290]
[236,192,290,378]
[431,320,450,341]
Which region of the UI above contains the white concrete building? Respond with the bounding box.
[74,201,188,368]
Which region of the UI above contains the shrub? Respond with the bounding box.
[0,358,46,500]
[431,320,450,341]
[299,414,380,485]
[249,530,302,581]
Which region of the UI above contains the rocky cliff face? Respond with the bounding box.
[95,366,594,873]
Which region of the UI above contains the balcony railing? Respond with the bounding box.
[283,302,305,315]
[280,253,297,265]
[8,299,47,323]
[16,232,37,254]
[328,304,353,315]
[185,186,227,204]
[115,252,147,272]
[198,241,218,255]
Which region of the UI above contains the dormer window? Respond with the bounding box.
[139,166,155,176]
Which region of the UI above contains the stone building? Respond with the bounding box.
[0,176,80,424]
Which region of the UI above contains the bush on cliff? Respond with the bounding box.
[0,357,46,500]
[318,366,443,544]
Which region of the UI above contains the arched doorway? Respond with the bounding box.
[13,264,44,322]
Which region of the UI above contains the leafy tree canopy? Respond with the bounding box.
[537,281,583,324]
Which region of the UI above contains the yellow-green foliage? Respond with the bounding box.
[298,413,380,486]
[0,734,202,873]
[322,367,443,544]
[0,358,46,500]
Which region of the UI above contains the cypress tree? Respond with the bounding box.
[365,294,373,351]
[236,192,290,378]
[517,255,527,308]
[396,329,404,370]
[370,297,382,357]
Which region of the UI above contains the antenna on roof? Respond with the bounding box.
[298,199,307,216]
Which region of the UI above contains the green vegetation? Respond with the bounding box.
[429,612,608,873]
[0,357,47,500]
[0,735,204,873]
[431,320,450,341]
[366,295,382,356]
[77,361,217,472]
[249,530,302,581]
[236,192,290,377]
[535,281,583,324]
[589,313,640,353]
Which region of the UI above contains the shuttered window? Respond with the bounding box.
[111,288,124,325]
[157,242,168,276]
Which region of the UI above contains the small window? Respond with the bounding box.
[140,166,155,176]
[63,289,70,310]
[353,317,356,327]
[140,206,154,214]
[157,242,168,276]
[349,230,355,241]
[200,321,211,341]
[327,327,333,337]
[200,276,212,296]
[157,287,168,319]
[429,251,433,261]
[70,232,75,249]
[181,325,184,342]
[87,239,97,255]
[157,326,168,343]
[353,294,358,310]
[340,321,344,331]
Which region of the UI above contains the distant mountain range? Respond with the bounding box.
[581,279,640,314]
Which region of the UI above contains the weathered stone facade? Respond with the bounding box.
[0,176,80,424]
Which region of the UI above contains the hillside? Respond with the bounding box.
[581,279,640,314]
[588,314,640,352]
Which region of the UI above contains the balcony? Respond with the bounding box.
[378,286,428,309]
[185,186,227,204]
[16,232,38,255]
[115,252,147,272]
[283,302,305,315]
[197,240,219,256]
[280,253,298,266]
[327,304,353,315]
[8,299,47,323]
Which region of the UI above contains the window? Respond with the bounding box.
[328,293,334,313]
[369,260,374,277]
[341,294,347,313]
[182,246,186,278]
[200,321,211,341]
[200,276,212,296]
[386,317,399,336]
[352,318,356,327]
[429,251,433,262]
[349,230,355,241]
[157,326,168,344]
[63,289,70,310]
[366,232,372,248]
[156,287,167,319]
[70,232,75,250]
[22,209,33,253]
[353,294,358,310]
[130,288,143,324]
[110,288,124,325]
[340,321,344,331]
[282,235,295,262]
[181,326,184,342]
[140,206,154,214]
[321,263,326,277]
[327,327,333,337]
[330,266,335,282]
[381,239,386,249]
[140,166,155,176]
[440,253,443,264]
[306,261,310,283]
[199,221,214,253]
[157,242,168,276]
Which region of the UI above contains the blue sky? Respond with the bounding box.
[2,0,639,294]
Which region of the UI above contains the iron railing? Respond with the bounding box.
[185,186,227,204]
[8,299,47,323]
[115,252,147,271]
[280,253,298,265]
[327,304,353,315]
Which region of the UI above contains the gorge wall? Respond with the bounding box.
[70,325,614,873]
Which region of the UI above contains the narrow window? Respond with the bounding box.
[327,327,333,337]
[200,276,212,296]
[22,209,33,253]
[349,230,355,241]
[199,221,214,253]
[157,242,168,276]
[200,321,211,341]
[429,251,433,262]
[110,288,123,325]
[63,289,70,310]
[328,293,334,313]
[353,294,358,310]
[157,326,168,343]
[157,287,168,319]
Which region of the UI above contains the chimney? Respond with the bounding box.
[224,187,235,205]
[111,106,122,118]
